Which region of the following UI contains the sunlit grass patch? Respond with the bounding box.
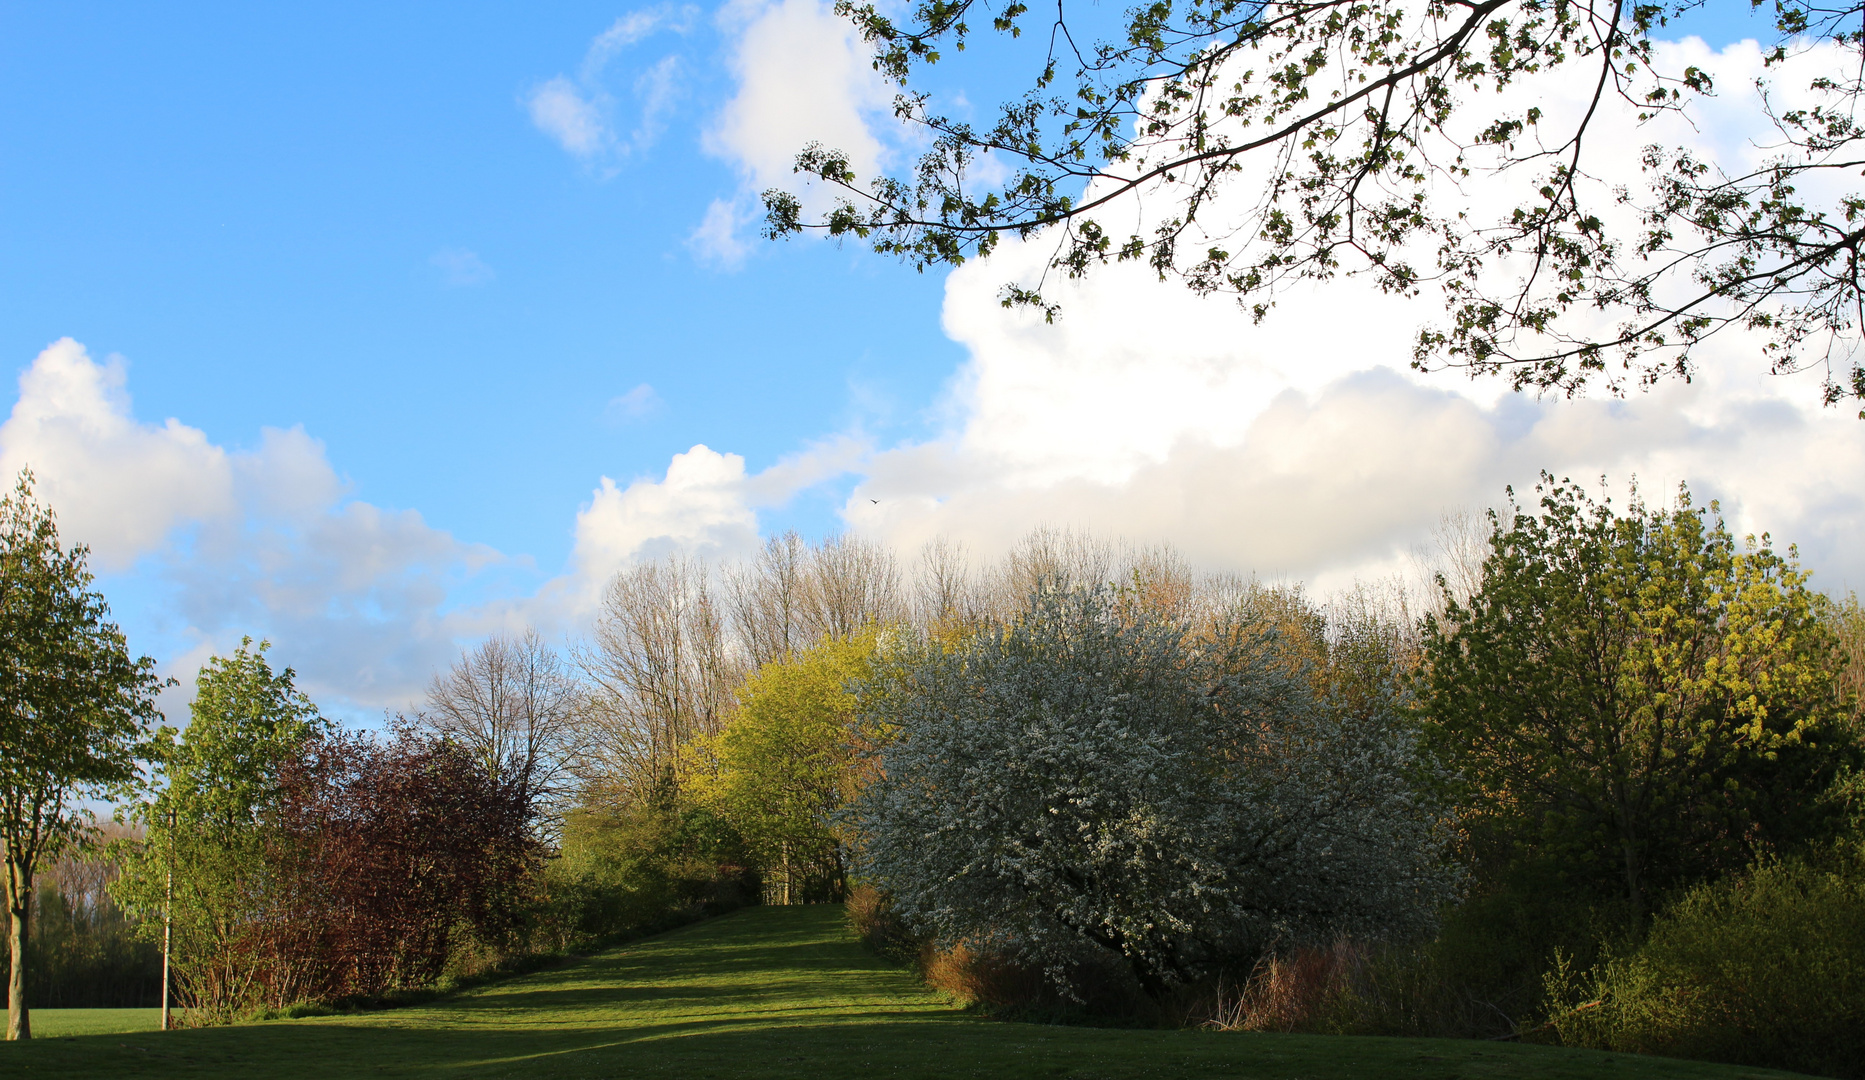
[25,1009,162,1038]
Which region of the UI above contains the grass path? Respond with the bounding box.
[2,906,1808,1079]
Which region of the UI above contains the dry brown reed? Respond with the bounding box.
[1203,941,1366,1032]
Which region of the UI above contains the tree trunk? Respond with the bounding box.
[6,854,30,1040]
[1621,830,1645,924]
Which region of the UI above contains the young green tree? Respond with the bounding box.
[688,635,875,903]
[0,472,165,1040]
[112,639,326,1021]
[1421,477,1852,919]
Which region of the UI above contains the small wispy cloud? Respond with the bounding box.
[606,383,665,423]
[430,247,494,287]
[585,7,695,78]
[527,7,697,166]
[686,198,754,269]
[526,78,607,157]
[632,55,683,148]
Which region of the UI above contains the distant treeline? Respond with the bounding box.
[6,824,162,1008]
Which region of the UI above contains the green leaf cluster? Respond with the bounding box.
[1544,853,1865,1076]
[111,639,327,1022]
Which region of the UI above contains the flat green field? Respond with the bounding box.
[25,1009,161,1037]
[0,907,1810,1079]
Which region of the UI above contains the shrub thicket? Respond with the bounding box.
[1545,855,1865,1078]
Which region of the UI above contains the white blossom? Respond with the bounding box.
[850,586,1460,996]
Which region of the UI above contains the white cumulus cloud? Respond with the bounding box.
[0,339,235,570]
[697,0,903,264]
[562,435,865,602]
[571,444,762,579]
[0,339,506,714]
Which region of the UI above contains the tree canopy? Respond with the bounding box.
[688,634,876,903]
[766,0,1865,412]
[0,472,165,1039]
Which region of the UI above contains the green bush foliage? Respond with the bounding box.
[111,639,326,1021]
[534,800,753,951]
[1545,856,1865,1078]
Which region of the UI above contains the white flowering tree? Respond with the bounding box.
[850,586,1458,998]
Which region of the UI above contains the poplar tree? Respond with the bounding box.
[0,472,164,1040]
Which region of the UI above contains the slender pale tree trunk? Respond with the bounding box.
[160,859,172,1031]
[5,854,31,1040]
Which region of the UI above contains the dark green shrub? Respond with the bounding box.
[1546,857,1865,1078]
[1307,865,1631,1040]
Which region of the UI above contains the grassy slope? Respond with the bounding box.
[1,906,1809,1080]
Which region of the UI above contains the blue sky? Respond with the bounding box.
[2,1,1853,720]
[1,3,957,559]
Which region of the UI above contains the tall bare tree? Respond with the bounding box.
[1123,543,1198,622]
[912,536,989,630]
[417,629,586,831]
[580,557,741,801]
[803,534,904,640]
[726,532,814,668]
[996,526,1116,610]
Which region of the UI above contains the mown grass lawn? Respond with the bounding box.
[25,1009,161,1037]
[1,906,1813,1079]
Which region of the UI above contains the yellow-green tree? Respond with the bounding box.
[1422,476,1853,919]
[689,636,874,903]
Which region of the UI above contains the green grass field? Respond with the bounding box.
[0,906,1812,1079]
[24,1009,161,1037]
